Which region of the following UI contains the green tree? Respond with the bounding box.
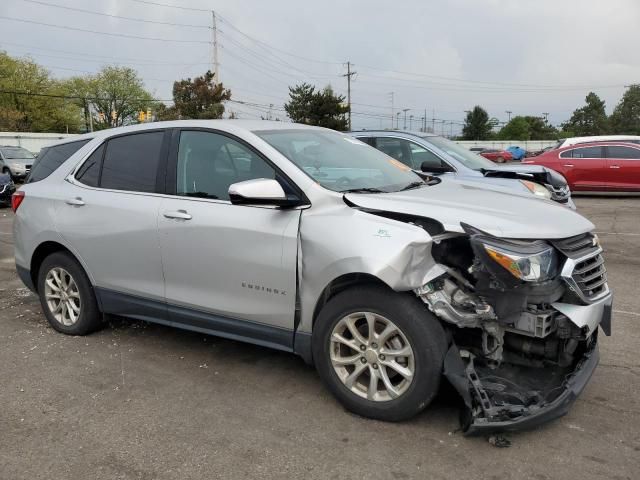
[562,92,609,136]
[284,83,349,130]
[158,70,231,121]
[461,106,494,140]
[0,51,81,132]
[89,66,154,129]
[498,116,530,140]
[610,85,640,134]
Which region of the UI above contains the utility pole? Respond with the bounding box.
[431,109,435,133]
[389,92,394,130]
[542,112,549,122]
[212,11,220,82]
[402,108,409,129]
[343,61,357,130]
[505,110,512,122]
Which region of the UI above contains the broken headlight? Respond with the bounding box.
[520,180,552,200]
[483,241,559,282]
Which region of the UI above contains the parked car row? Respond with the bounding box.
[12,120,611,435]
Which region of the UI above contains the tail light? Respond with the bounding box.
[11,191,25,212]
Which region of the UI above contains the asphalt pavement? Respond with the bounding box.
[0,197,638,480]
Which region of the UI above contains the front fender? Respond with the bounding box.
[296,204,443,335]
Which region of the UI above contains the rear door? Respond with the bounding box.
[56,130,171,318]
[558,146,606,190]
[604,145,640,191]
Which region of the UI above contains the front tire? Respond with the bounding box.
[37,252,102,335]
[312,285,447,422]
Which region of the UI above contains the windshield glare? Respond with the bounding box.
[1,147,35,160]
[256,129,423,193]
[422,136,496,170]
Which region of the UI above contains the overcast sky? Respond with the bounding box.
[1,0,639,133]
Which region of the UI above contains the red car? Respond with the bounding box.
[476,148,513,163]
[522,142,640,191]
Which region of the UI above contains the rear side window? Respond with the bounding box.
[27,139,91,183]
[606,146,640,159]
[75,144,104,187]
[560,146,603,159]
[100,132,165,193]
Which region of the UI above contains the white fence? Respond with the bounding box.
[456,140,557,150]
[1,131,558,154]
[0,132,78,153]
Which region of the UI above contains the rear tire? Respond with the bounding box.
[37,252,102,335]
[312,285,447,422]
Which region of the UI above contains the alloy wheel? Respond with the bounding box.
[330,311,415,402]
[44,267,82,326]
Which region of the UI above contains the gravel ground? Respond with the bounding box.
[0,197,638,480]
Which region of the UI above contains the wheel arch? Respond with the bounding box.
[30,241,94,293]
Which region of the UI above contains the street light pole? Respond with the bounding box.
[409,115,414,130]
[396,112,400,130]
[402,108,409,129]
[505,110,512,122]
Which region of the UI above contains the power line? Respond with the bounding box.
[0,15,210,44]
[19,0,211,29]
[127,0,211,12]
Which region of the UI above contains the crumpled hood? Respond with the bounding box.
[345,178,593,239]
[481,164,567,188]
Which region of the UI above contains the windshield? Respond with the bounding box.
[255,129,424,193]
[1,147,35,161]
[421,136,496,171]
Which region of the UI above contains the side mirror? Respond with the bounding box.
[421,162,453,174]
[229,178,300,207]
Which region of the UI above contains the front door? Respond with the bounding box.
[157,129,301,350]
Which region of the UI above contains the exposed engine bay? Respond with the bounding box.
[413,224,612,434]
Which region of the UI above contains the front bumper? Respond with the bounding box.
[445,294,612,435]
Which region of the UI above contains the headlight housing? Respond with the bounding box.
[483,242,559,282]
[520,180,552,200]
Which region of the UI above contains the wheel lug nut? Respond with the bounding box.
[371,343,378,349]
[360,345,366,351]
[379,354,385,361]
[360,357,367,364]
[372,364,378,369]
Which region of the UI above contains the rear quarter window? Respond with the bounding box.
[27,139,91,183]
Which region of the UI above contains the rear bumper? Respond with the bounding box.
[16,264,35,292]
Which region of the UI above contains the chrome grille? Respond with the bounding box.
[572,253,607,300]
[556,232,609,303]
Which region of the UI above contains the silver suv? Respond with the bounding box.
[13,121,612,434]
[0,145,36,181]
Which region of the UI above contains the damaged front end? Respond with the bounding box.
[415,225,612,434]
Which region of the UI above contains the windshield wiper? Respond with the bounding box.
[398,181,426,191]
[340,187,386,194]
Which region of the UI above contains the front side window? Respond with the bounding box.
[255,129,423,193]
[606,146,640,159]
[27,139,91,183]
[176,130,276,201]
[100,131,165,193]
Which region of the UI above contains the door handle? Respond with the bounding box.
[610,165,620,169]
[563,164,574,167]
[65,197,85,206]
[163,210,192,220]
